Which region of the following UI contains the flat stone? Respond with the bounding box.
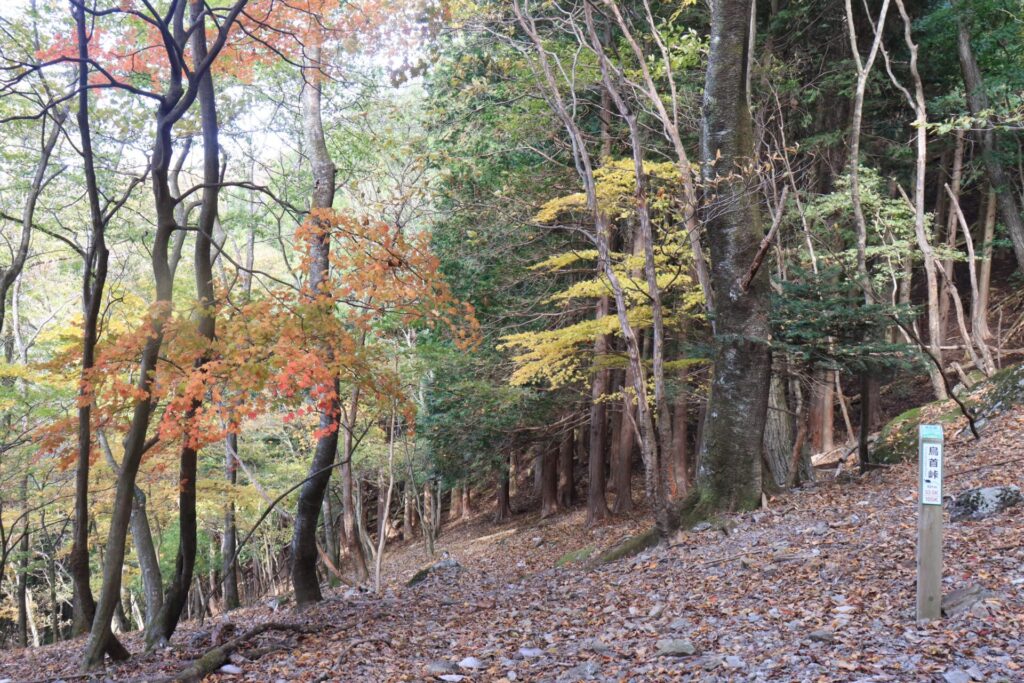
[942,584,995,618]
[648,603,666,619]
[558,661,601,681]
[724,655,746,669]
[580,638,612,654]
[458,656,484,669]
[942,669,972,683]
[519,647,544,658]
[656,639,697,656]
[808,629,835,643]
[949,486,1023,521]
[425,661,459,676]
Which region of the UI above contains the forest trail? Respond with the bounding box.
[3,403,1023,682]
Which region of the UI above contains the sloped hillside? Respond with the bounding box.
[3,390,1022,682]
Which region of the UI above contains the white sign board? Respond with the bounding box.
[921,442,942,505]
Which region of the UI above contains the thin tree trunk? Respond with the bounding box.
[977,186,996,341]
[557,428,574,509]
[495,455,512,523]
[100,431,163,636]
[954,2,1024,273]
[586,296,610,525]
[222,434,240,611]
[540,443,559,518]
[149,3,221,645]
[341,393,368,583]
[16,473,28,648]
[290,41,341,605]
[939,131,965,335]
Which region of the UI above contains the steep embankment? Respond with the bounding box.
[2,374,1022,682]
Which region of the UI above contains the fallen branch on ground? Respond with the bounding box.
[160,622,315,683]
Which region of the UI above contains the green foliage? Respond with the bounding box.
[771,266,922,375]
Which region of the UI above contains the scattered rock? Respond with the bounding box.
[648,603,665,619]
[458,656,484,669]
[656,639,697,656]
[438,676,465,683]
[691,522,711,532]
[580,638,612,654]
[724,655,746,669]
[217,664,243,675]
[559,660,601,681]
[941,669,972,683]
[949,486,1023,521]
[808,629,835,643]
[532,536,544,548]
[519,647,544,658]
[425,661,460,676]
[698,654,725,670]
[942,584,995,618]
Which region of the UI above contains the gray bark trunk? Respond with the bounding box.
[696,0,772,512]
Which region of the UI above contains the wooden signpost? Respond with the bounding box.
[917,424,944,621]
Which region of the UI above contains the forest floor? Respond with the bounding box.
[3,406,1023,682]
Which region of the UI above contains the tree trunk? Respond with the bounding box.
[763,370,794,488]
[17,474,28,648]
[290,41,341,605]
[557,428,574,508]
[586,297,610,525]
[341,397,368,583]
[670,393,689,499]
[977,186,996,341]
[696,0,772,512]
[807,371,834,454]
[540,443,559,518]
[222,434,240,611]
[612,374,635,514]
[149,2,221,642]
[403,486,416,540]
[68,2,103,639]
[461,485,472,518]
[955,4,1024,274]
[495,456,513,523]
[449,484,462,522]
[938,131,965,336]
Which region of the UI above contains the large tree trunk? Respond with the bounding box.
[955,4,1024,274]
[695,0,771,512]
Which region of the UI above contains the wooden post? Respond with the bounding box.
[917,424,944,621]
